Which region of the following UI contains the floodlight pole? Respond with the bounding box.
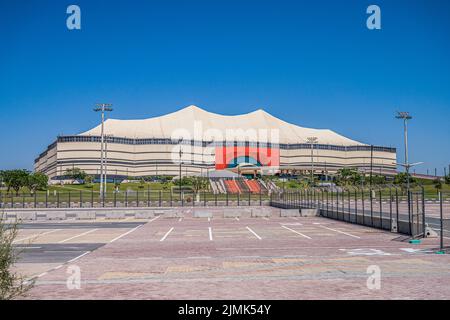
[94,103,113,199]
[396,112,412,191]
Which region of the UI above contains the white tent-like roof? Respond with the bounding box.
[79,105,364,145]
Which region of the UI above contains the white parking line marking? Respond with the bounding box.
[68,251,91,263]
[37,272,48,278]
[263,217,269,221]
[246,226,262,240]
[109,225,143,243]
[178,217,183,222]
[58,229,98,243]
[13,229,62,243]
[160,227,174,242]
[281,225,312,239]
[291,217,299,220]
[209,227,213,241]
[235,217,240,221]
[319,225,360,239]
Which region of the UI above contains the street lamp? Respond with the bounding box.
[94,103,113,199]
[306,137,318,185]
[395,111,422,192]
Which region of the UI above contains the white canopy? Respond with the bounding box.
[79,105,364,145]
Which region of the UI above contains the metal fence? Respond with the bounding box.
[0,189,272,208]
[270,185,449,237]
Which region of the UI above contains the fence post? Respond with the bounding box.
[395,187,399,230]
[439,191,443,252]
[237,191,240,206]
[354,188,358,224]
[369,188,374,227]
[421,186,426,237]
[80,191,82,208]
[22,193,25,208]
[57,191,60,208]
[68,191,71,208]
[248,190,251,206]
[361,189,365,225]
[136,191,139,207]
[379,188,383,229]
[215,192,217,206]
[147,189,150,207]
[388,187,392,230]
[125,191,128,208]
[34,192,37,208]
[347,189,351,222]
[114,191,117,207]
[226,190,229,206]
[159,190,162,207]
[45,191,48,208]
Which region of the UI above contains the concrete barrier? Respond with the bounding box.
[300,208,319,217]
[105,210,125,219]
[46,211,66,220]
[134,211,155,219]
[163,210,184,218]
[280,209,299,217]
[223,209,242,218]
[193,209,213,218]
[251,208,271,217]
[16,211,37,221]
[76,211,96,220]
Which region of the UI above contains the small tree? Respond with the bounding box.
[191,176,208,193]
[84,175,93,185]
[445,174,450,185]
[433,178,443,191]
[64,168,87,182]
[27,172,48,193]
[2,170,30,195]
[1,212,35,299]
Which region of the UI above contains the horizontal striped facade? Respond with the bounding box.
[35,136,397,179]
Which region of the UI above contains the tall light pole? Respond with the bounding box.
[306,137,318,185]
[395,111,423,235]
[395,111,417,192]
[94,103,113,198]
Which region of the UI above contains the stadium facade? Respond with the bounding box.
[34,105,397,180]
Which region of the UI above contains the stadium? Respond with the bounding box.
[34,105,397,182]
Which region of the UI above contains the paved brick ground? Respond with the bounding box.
[14,210,450,300]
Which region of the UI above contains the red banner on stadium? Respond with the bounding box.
[215,146,279,169]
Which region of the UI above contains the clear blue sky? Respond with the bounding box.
[0,0,449,175]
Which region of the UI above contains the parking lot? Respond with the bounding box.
[12,208,450,300]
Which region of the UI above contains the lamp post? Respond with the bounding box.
[395,111,423,235]
[94,103,113,199]
[306,137,318,185]
[395,112,423,192]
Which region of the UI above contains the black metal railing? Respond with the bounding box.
[0,189,270,209]
[269,185,445,237]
